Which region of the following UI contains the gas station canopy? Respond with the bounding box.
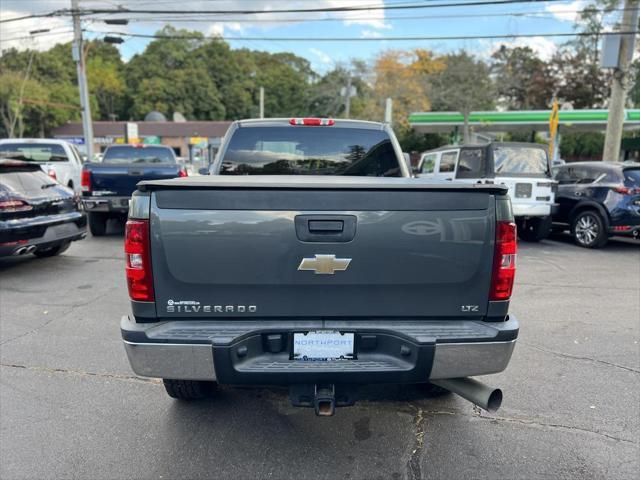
[409,109,640,133]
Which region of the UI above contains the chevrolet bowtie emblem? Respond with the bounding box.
[297,254,352,275]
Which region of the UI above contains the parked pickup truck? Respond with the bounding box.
[120,118,519,416]
[81,144,186,236]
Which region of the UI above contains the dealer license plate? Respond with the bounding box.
[293,331,355,361]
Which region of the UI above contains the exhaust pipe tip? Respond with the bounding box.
[432,377,503,413]
[15,247,27,255]
[485,388,503,413]
[25,245,37,254]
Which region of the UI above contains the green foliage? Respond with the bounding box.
[560,132,605,159]
[491,46,555,110]
[429,52,495,142]
[396,129,448,153]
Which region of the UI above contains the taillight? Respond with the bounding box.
[81,169,91,192]
[490,221,517,301]
[47,169,57,181]
[178,168,188,177]
[125,219,154,302]
[289,118,335,126]
[0,199,32,212]
[613,185,640,195]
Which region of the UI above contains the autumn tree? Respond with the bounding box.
[361,49,444,128]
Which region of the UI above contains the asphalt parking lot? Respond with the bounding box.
[0,227,638,480]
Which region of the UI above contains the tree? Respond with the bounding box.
[548,2,614,109]
[308,60,370,118]
[360,49,444,128]
[87,56,125,120]
[0,71,45,137]
[251,51,314,117]
[429,52,495,143]
[491,46,556,109]
[629,59,640,107]
[124,27,225,120]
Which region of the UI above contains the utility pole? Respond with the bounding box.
[344,76,352,118]
[340,76,356,119]
[71,0,94,160]
[384,98,393,125]
[603,0,639,162]
[259,87,264,119]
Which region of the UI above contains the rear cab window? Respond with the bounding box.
[218,126,401,177]
[493,146,549,177]
[0,163,55,194]
[0,143,69,163]
[102,146,176,164]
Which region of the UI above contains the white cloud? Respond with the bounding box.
[545,0,587,23]
[0,9,73,52]
[309,47,332,65]
[479,36,559,61]
[0,0,391,54]
[360,29,383,39]
[327,0,390,30]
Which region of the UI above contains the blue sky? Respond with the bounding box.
[0,1,616,72]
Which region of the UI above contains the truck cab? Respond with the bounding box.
[417,142,557,241]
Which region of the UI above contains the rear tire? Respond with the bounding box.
[571,210,608,248]
[88,212,107,236]
[33,241,71,258]
[163,379,217,400]
[516,216,551,242]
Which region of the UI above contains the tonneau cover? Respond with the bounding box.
[138,175,508,194]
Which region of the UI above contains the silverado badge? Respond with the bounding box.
[298,254,352,275]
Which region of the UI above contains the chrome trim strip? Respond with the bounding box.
[430,340,516,380]
[123,341,216,380]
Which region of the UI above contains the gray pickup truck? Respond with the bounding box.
[121,118,519,416]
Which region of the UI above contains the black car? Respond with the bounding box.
[0,160,87,258]
[552,161,640,248]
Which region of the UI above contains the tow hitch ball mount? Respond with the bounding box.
[289,384,357,416]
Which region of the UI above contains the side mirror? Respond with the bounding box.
[198,167,210,176]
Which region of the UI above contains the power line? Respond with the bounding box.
[89,29,639,43]
[0,11,65,24]
[84,6,633,25]
[0,29,75,44]
[0,0,562,24]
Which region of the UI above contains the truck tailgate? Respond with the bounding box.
[146,177,503,320]
[90,164,180,197]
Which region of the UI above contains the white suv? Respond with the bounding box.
[417,142,557,242]
[0,138,84,193]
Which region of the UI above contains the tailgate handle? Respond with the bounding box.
[128,169,144,175]
[308,220,343,233]
[295,215,356,243]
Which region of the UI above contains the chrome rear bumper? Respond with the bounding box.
[123,331,516,382]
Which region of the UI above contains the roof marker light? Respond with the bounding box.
[289,118,335,126]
